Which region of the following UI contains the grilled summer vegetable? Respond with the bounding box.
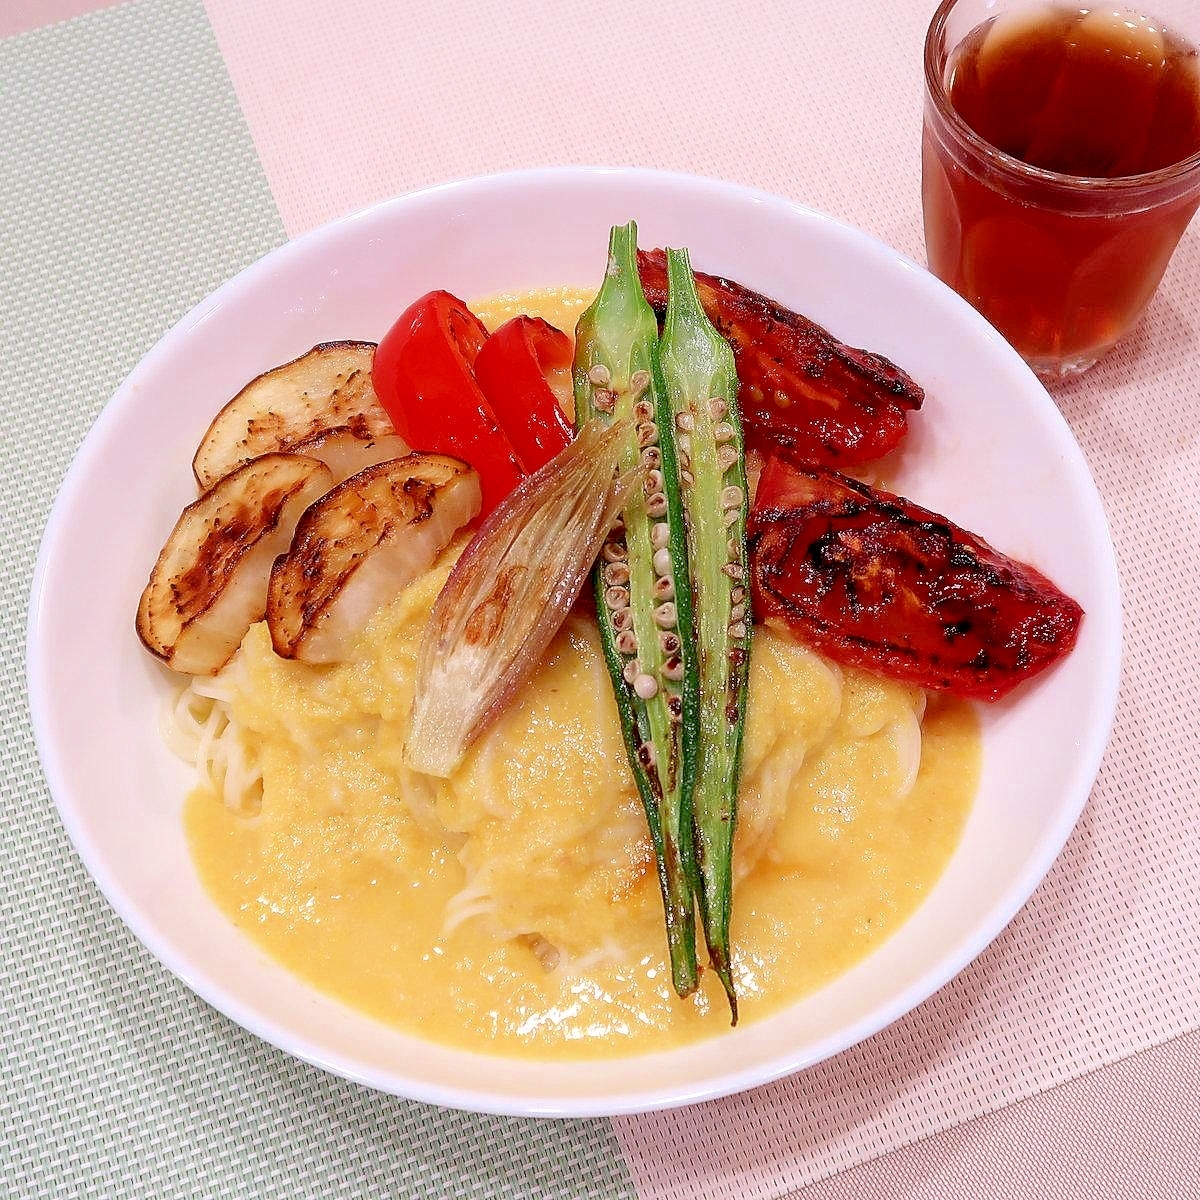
[637,250,923,467]
[574,222,701,1000]
[192,342,394,492]
[749,458,1084,700]
[658,247,749,1022]
[406,418,639,777]
[267,454,481,664]
[137,454,334,674]
[286,427,410,486]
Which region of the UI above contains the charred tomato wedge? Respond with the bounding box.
[748,457,1083,701]
[637,249,923,467]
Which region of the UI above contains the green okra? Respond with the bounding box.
[658,246,750,1023]
[573,222,701,999]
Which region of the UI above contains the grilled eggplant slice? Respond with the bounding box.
[267,454,481,664]
[192,342,394,491]
[287,426,410,485]
[137,453,333,674]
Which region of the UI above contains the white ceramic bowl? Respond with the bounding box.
[27,167,1121,1117]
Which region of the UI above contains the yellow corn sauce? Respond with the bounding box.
[184,288,980,1057]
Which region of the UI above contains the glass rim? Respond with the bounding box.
[923,0,1200,196]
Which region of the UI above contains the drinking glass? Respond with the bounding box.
[922,0,1200,380]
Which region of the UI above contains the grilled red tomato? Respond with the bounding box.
[373,291,525,518]
[749,458,1083,701]
[638,249,923,467]
[473,315,574,474]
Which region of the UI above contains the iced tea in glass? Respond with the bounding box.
[922,0,1200,380]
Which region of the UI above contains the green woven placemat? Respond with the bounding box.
[0,2,635,1195]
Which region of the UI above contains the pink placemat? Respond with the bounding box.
[0,0,120,37]
[93,0,1200,1192]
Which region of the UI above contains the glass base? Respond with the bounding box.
[1027,352,1104,383]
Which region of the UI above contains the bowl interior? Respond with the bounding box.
[27,168,1121,1117]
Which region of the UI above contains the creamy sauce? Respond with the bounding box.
[183,288,980,1057]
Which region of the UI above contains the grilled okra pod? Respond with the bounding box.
[659,246,750,1023]
[574,222,701,999]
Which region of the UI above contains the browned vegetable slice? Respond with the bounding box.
[192,342,394,491]
[137,454,333,675]
[287,426,410,485]
[267,454,480,664]
[749,457,1084,700]
[406,417,641,778]
[637,249,923,467]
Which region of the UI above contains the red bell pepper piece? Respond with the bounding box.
[372,291,525,517]
[473,316,574,474]
[749,457,1083,701]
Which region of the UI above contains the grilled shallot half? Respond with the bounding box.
[267,454,481,664]
[406,417,642,778]
[192,342,398,491]
[137,453,334,675]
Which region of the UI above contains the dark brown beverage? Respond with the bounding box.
[923,4,1200,376]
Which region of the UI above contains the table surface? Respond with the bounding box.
[4,1,1199,1197]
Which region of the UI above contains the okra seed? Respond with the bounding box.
[717,445,739,473]
[650,522,670,550]
[638,741,656,768]
[633,673,659,700]
[613,606,633,631]
[680,470,695,489]
[604,562,631,587]
[602,540,627,563]
[644,469,664,494]
[713,421,736,443]
[708,398,729,421]
[667,694,683,723]
[604,585,630,610]
[645,492,669,518]
[677,433,692,458]
[652,546,672,576]
[629,369,650,398]
[728,620,748,640]
[727,538,740,560]
[588,364,611,387]
[594,390,616,413]
[633,399,655,422]
[654,602,677,629]
[659,631,680,655]
[662,655,684,682]
[730,602,746,623]
[729,646,747,668]
[640,446,661,469]
[721,485,744,510]
[615,629,638,655]
[652,576,674,601]
[637,422,658,448]
[731,586,746,605]
[723,509,739,528]
[675,411,695,433]
[623,659,641,685]
[721,562,745,581]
